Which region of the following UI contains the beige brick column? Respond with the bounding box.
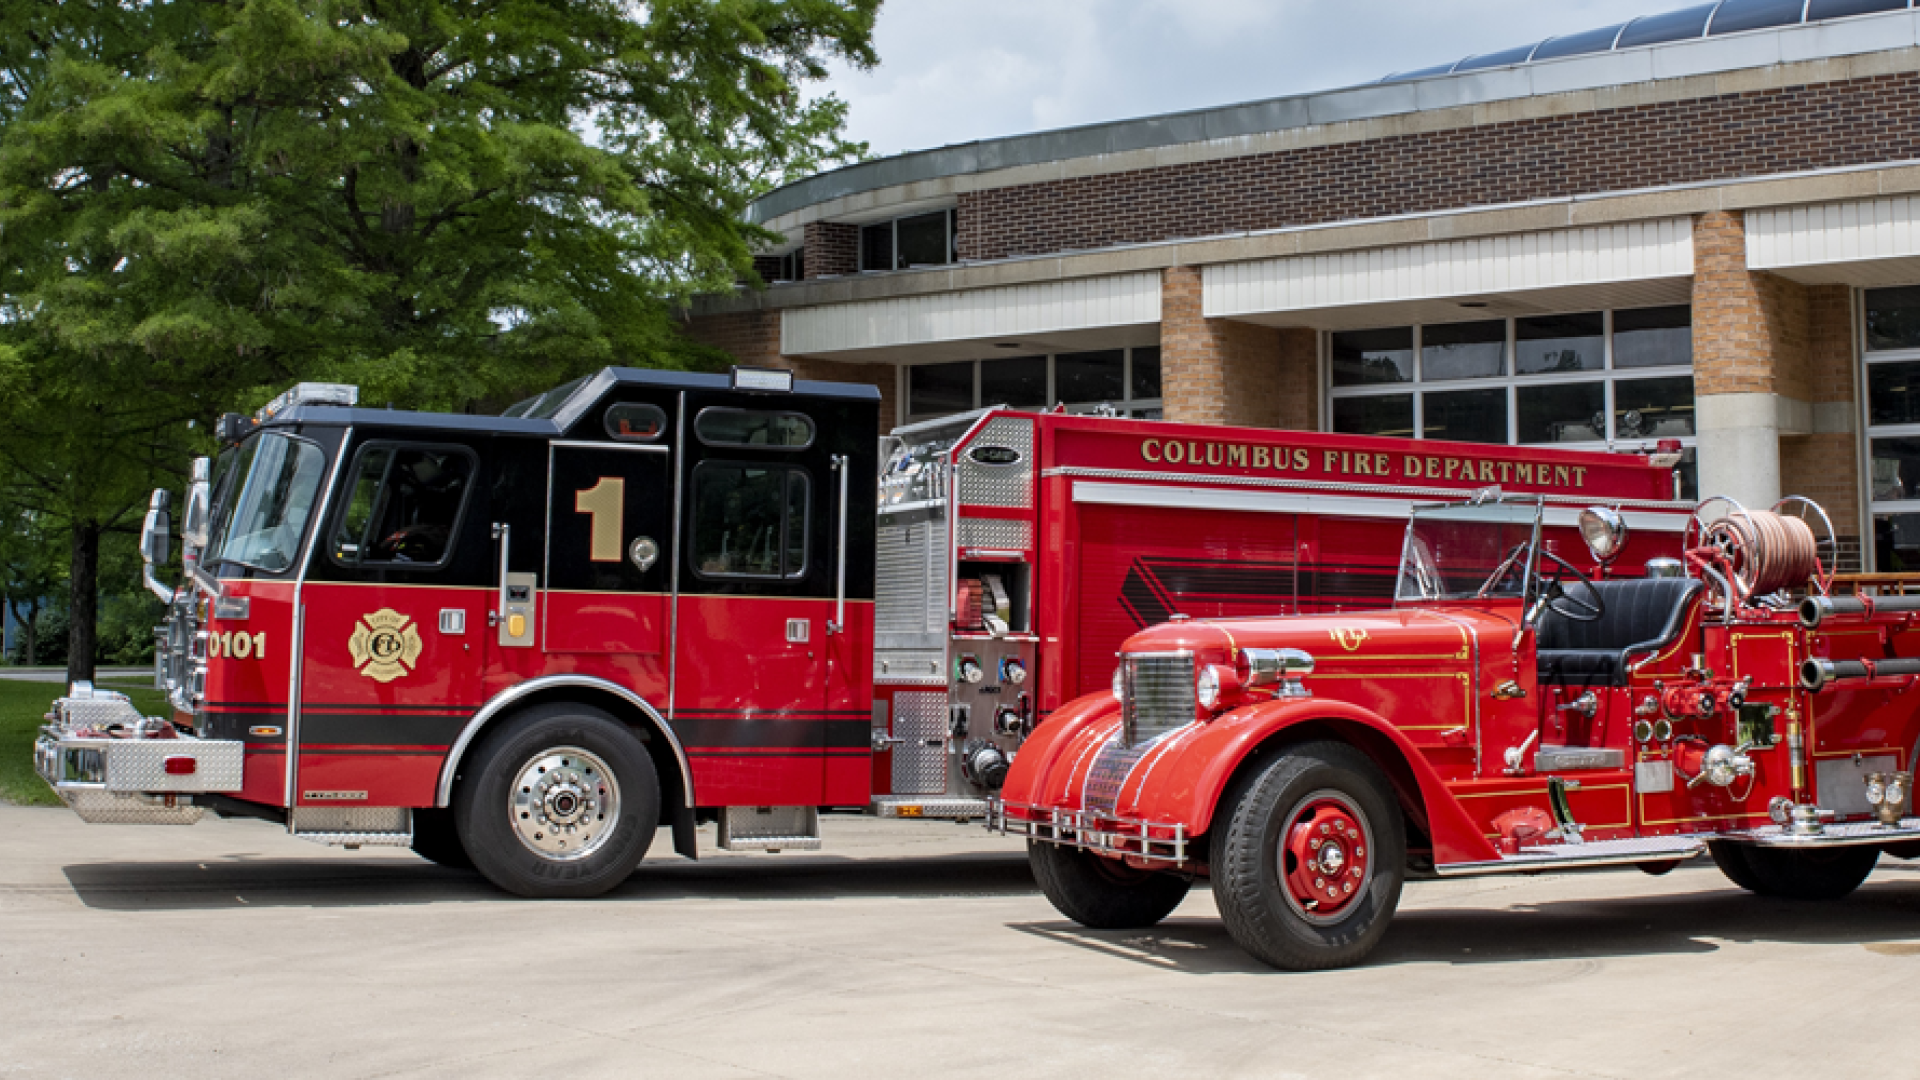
[1160,266,1317,430]
[1691,211,1804,510]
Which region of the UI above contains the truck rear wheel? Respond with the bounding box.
[1028,840,1192,929]
[1211,742,1405,971]
[1739,844,1878,901]
[455,704,659,898]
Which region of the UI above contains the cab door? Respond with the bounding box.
[543,439,674,681]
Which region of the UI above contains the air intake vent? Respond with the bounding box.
[1123,652,1195,747]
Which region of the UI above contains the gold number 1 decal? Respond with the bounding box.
[575,477,625,562]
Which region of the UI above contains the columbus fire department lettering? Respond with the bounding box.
[348,608,423,683]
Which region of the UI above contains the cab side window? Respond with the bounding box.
[691,463,809,579]
[331,444,477,568]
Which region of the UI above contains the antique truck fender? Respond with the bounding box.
[1005,693,1500,868]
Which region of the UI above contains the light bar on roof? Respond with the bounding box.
[732,366,794,392]
[257,382,359,422]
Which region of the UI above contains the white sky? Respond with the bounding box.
[825,0,1677,158]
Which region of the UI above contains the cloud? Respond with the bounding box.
[822,0,1668,157]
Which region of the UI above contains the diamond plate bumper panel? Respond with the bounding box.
[870,796,990,819]
[717,806,822,851]
[1732,817,1920,848]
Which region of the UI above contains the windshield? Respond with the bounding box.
[1395,501,1542,603]
[206,432,327,574]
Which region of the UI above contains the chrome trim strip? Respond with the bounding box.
[548,440,670,453]
[1047,467,1694,513]
[287,425,354,811]
[435,675,693,809]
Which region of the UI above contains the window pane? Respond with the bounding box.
[694,408,815,449]
[1875,513,1920,572]
[1331,328,1414,386]
[909,362,973,417]
[1869,360,1920,425]
[1056,350,1125,405]
[693,464,807,578]
[980,355,1047,407]
[895,211,950,267]
[1613,306,1692,368]
[1515,312,1604,374]
[1422,388,1508,444]
[1332,394,1413,438]
[1615,377,1695,438]
[1866,286,1920,353]
[1421,320,1506,381]
[1517,383,1605,443]
[604,403,666,442]
[1130,347,1161,400]
[1870,438,1920,501]
[330,445,474,566]
[860,222,892,271]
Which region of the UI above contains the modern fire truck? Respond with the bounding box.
[995,492,1920,969]
[35,368,1687,899]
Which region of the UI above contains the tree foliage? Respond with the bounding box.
[0,0,878,676]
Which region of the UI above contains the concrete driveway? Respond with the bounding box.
[1,806,1916,1079]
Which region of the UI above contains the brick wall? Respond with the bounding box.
[957,73,1920,262]
[804,222,859,279]
[1693,211,1811,398]
[1160,267,1318,429]
[678,308,897,427]
[1780,282,1862,569]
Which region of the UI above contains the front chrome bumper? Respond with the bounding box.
[34,688,242,825]
[990,800,1190,865]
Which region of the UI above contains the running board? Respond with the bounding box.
[1732,817,1920,849]
[1437,836,1705,877]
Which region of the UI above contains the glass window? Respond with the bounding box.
[1613,306,1692,369]
[980,356,1047,408]
[692,464,809,579]
[1332,394,1414,438]
[1055,350,1125,405]
[895,211,949,267]
[1875,513,1920,572]
[208,433,327,575]
[1422,388,1508,444]
[1866,286,1920,354]
[1131,347,1162,400]
[909,362,973,417]
[1807,0,1907,19]
[859,222,892,272]
[1422,321,1506,381]
[1517,382,1605,444]
[694,408,815,449]
[604,403,666,442]
[1870,438,1920,502]
[1515,312,1604,374]
[330,444,476,567]
[1615,377,1696,438]
[1331,328,1414,386]
[1868,360,1920,426]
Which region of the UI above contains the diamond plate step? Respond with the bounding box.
[1437,835,1705,877]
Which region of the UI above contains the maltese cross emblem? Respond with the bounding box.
[348,608,423,683]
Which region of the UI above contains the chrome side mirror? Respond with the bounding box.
[1578,506,1627,565]
[140,489,173,601]
[181,456,212,551]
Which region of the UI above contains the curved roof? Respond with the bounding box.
[1382,0,1912,81]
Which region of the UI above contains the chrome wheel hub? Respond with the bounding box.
[510,746,619,861]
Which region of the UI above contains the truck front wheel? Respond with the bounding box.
[455,704,659,898]
[1738,844,1878,901]
[1028,841,1192,929]
[1211,742,1405,971]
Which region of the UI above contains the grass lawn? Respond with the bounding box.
[0,677,170,807]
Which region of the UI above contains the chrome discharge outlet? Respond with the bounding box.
[1867,771,1911,827]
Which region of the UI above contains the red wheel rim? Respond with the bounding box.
[1279,790,1372,924]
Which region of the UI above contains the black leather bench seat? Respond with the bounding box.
[1536,577,1702,688]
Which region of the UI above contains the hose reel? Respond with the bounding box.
[1685,495,1834,608]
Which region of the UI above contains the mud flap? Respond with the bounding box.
[671,800,699,860]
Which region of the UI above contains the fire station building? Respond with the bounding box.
[684,1,1920,572]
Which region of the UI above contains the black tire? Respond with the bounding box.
[1211,741,1405,971]
[1028,840,1192,929]
[1708,840,1771,895]
[410,807,474,870]
[455,703,659,898]
[1741,844,1878,901]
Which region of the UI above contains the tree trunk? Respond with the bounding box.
[67,521,99,684]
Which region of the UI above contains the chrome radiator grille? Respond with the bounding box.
[1122,653,1194,747]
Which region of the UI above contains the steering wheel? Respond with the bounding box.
[1537,549,1605,623]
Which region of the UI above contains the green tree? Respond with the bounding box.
[0,494,65,667]
[0,0,878,680]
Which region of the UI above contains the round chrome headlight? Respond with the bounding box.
[1196,665,1221,709]
[1577,506,1628,564]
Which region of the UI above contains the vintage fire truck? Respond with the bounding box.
[35,368,1687,900]
[994,492,1920,969]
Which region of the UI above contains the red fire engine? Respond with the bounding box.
[35,369,1685,900]
[994,492,1920,969]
